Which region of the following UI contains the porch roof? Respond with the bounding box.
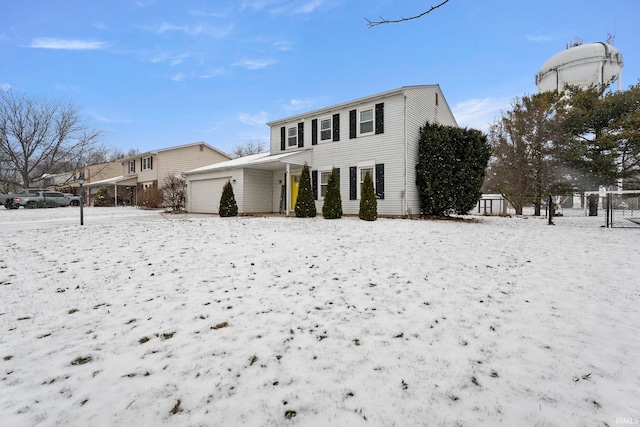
[184,150,310,175]
[85,175,138,187]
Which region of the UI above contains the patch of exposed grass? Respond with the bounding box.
[170,400,182,415]
[139,337,151,344]
[71,356,92,366]
[159,332,175,340]
[211,322,229,330]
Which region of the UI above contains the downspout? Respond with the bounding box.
[403,94,408,217]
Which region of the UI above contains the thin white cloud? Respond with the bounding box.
[238,111,269,126]
[452,97,511,133]
[149,52,190,66]
[233,59,274,70]
[1,83,11,91]
[199,69,225,79]
[292,0,324,14]
[136,0,156,7]
[283,98,315,112]
[148,22,233,38]
[526,34,555,42]
[170,73,186,82]
[29,38,110,50]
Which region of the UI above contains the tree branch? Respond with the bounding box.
[366,0,451,27]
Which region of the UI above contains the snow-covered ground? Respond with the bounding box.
[1,207,638,426]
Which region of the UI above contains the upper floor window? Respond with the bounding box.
[359,108,374,135]
[320,118,332,141]
[128,160,135,174]
[142,156,152,171]
[287,127,297,147]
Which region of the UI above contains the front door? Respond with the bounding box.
[291,174,300,209]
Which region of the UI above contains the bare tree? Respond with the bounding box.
[230,140,266,159]
[160,173,186,212]
[0,90,104,189]
[366,0,451,27]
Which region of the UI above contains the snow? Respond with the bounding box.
[1,207,638,426]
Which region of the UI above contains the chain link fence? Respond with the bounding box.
[548,192,640,228]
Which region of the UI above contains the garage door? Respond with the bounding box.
[189,178,229,214]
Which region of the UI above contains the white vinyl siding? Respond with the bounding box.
[265,86,456,216]
[403,86,458,216]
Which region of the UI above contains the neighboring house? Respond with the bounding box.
[86,142,230,205]
[184,85,457,216]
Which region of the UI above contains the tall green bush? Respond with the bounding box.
[295,163,316,218]
[219,180,238,217]
[322,168,342,219]
[359,171,377,221]
[416,122,490,216]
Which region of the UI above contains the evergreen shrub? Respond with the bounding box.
[322,167,342,219]
[359,171,377,221]
[219,180,238,217]
[295,163,316,218]
[416,122,491,216]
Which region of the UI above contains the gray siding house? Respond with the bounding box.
[184,85,457,216]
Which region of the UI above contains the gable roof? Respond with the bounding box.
[266,85,443,126]
[120,141,230,162]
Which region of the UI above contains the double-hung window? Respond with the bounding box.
[128,160,135,174]
[359,108,374,135]
[320,118,332,141]
[320,170,331,199]
[287,127,297,147]
[359,166,374,198]
[142,156,152,171]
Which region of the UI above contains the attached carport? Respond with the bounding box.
[183,151,311,215]
[85,175,138,206]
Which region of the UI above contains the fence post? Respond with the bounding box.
[548,194,554,225]
[606,193,611,228]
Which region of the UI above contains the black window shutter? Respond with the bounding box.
[140,158,143,170]
[332,113,340,141]
[349,109,356,139]
[335,168,340,186]
[349,166,357,200]
[297,122,304,148]
[312,170,318,200]
[375,103,384,134]
[150,157,153,170]
[375,163,385,199]
[312,119,318,146]
[280,127,286,151]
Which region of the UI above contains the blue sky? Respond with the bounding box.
[2,0,639,156]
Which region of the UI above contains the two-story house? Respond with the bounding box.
[183,85,457,216]
[86,142,230,205]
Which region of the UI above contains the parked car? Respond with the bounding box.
[63,193,82,206]
[2,188,51,209]
[10,191,72,208]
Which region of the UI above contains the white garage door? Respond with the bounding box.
[189,178,229,214]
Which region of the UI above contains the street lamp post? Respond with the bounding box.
[77,172,85,226]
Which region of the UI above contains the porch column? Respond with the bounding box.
[286,163,290,216]
[114,184,118,206]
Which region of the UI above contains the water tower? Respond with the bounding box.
[536,40,624,92]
